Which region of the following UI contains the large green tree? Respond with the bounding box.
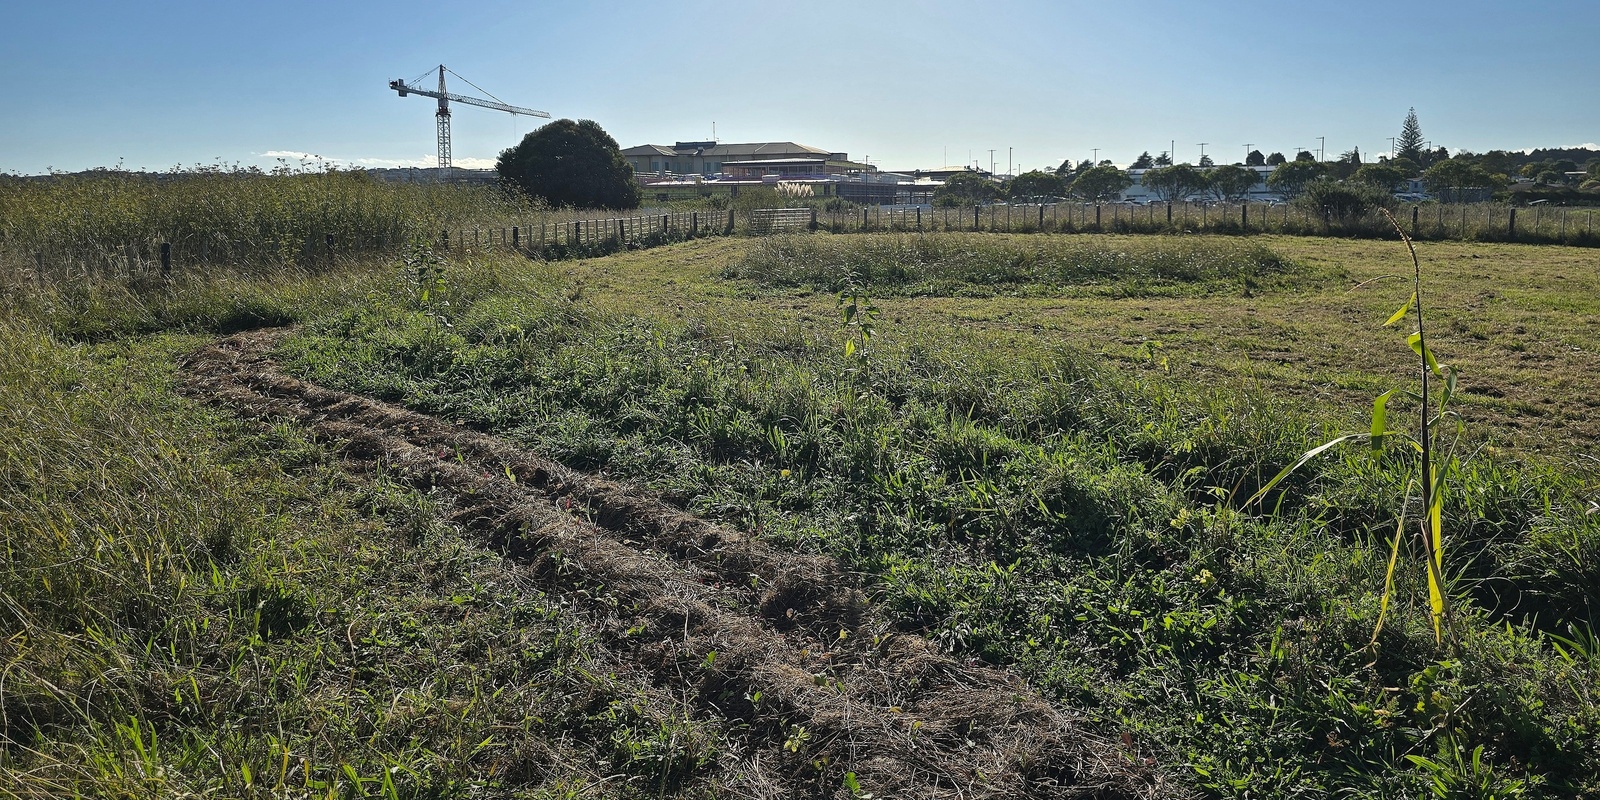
[496,119,641,209]
[1352,163,1409,192]
[934,171,1001,206]
[1396,108,1425,164]
[1006,170,1067,200]
[1205,164,1258,201]
[1266,160,1326,198]
[1068,165,1133,201]
[1141,163,1206,202]
[1422,160,1503,201]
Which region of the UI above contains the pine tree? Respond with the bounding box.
[1397,108,1424,164]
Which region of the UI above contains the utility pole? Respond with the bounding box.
[1198,142,1208,162]
[989,149,996,176]
[1244,143,1253,163]
[1317,136,1326,162]
[1092,148,1098,164]
[1387,137,1397,157]
[1171,140,1176,164]
[1008,146,1012,178]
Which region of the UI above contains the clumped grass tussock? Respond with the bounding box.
[724,233,1311,296]
[0,167,527,271]
[282,255,1600,796]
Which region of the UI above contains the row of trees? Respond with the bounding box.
[492,112,1598,211]
[933,165,1139,205]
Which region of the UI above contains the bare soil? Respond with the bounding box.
[180,327,1176,800]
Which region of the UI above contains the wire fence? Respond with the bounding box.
[811,201,1600,246]
[5,199,1595,290]
[2,209,734,287]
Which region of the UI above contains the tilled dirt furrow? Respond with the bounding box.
[181,329,1168,800]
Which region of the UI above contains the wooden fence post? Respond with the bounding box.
[1242,203,1248,232]
[811,208,819,231]
[1095,205,1102,232]
[512,226,519,251]
[973,206,979,230]
[160,242,172,278]
[691,211,699,235]
[1167,202,1173,225]
[1508,208,1516,240]
[1412,206,1419,236]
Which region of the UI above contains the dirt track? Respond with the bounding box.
[181,327,1175,800]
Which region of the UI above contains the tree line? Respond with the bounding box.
[933,108,1599,208]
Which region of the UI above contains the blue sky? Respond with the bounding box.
[5,0,1596,176]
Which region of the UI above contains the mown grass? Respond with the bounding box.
[0,269,747,798]
[723,232,1315,297]
[275,240,1600,797]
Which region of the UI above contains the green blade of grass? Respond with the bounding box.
[1244,433,1366,507]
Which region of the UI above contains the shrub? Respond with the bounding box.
[1295,179,1397,226]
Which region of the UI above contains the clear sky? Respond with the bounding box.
[5,0,1596,176]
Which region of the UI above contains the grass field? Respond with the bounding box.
[5,231,1600,798]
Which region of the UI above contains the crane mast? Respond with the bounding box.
[388,65,549,175]
[435,67,451,171]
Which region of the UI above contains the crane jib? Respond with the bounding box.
[389,67,548,171]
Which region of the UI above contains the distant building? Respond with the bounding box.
[623,139,921,204]
[621,141,871,178]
